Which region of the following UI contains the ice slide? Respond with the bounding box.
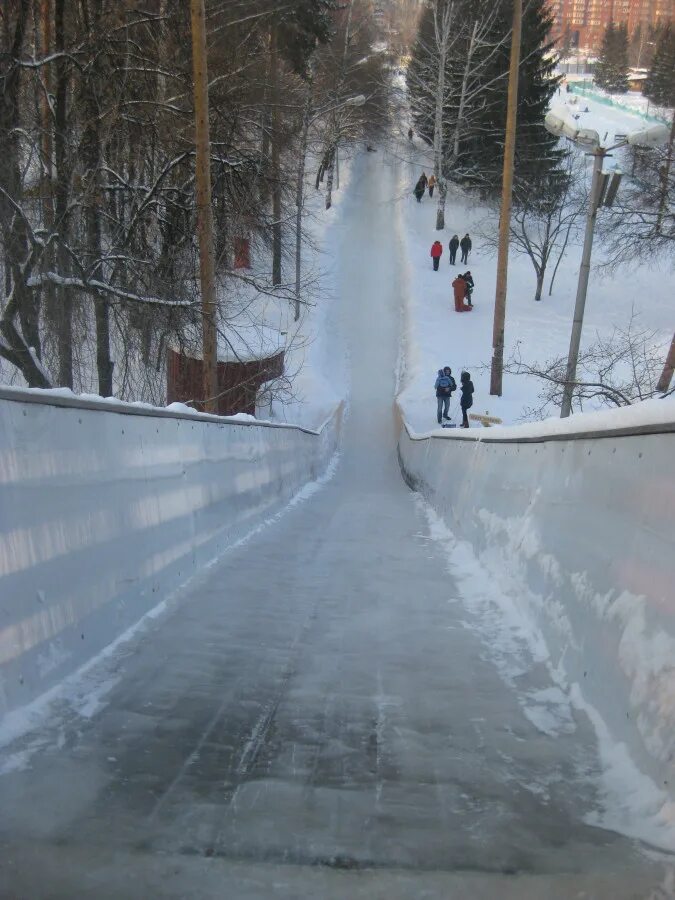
[1,151,674,898]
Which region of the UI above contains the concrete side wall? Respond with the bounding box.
[0,395,341,716]
[398,421,675,788]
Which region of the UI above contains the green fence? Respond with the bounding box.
[568,82,670,126]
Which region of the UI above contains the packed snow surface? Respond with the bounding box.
[1,145,674,895]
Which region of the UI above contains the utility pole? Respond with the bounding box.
[560,149,605,417]
[490,0,522,396]
[190,0,218,413]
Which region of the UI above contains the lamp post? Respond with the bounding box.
[544,110,670,417]
[294,94,365,322]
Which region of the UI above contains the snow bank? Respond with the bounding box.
[0,389,342,718]
[398,400,675,848]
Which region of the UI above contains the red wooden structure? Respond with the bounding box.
[167,347,284,416]
[233,237,251,269]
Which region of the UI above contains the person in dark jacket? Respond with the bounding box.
[419,172,428,190]
[414,179,425,202]
[430,240,443,270]
[463,271,474,306]
[434,367,455,424]
[460,371,474,427]
[408,127,413,140]
[460,233,472,264]
[448,234,459,265]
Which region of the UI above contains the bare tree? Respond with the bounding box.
[479,153,586,301]
[501,312,669,418]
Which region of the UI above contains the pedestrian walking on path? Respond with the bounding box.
[453,275,472,312]
[414,179,425,202]
[419,172,428,191]
[430,240,443,270]
[428,174,436,198]
[435,367,456,424]
[448,234,459,265]
[460,371,474,427]
[460,233,472,264]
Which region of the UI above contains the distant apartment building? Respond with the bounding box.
[550,0,673,54]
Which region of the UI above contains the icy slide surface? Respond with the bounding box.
[1,152,674,897]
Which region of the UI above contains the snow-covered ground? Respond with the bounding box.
[255,153,357,429]
[2,147,674,896]
[395,90,673,432]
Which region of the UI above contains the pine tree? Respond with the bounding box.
[595,22,629,93]
[643,23,675,108]
[455,0,563,194]
[407,0,563,197]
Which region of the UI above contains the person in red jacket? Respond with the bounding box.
[430,240,443,271]
[453,275,472,312]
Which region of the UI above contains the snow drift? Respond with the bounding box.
[0,387,342,717]
[398,400,675,834]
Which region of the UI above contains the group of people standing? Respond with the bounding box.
[414,172,436,202]
[434,367,474,427]
[452,271,474,312]
[414,173,477,427]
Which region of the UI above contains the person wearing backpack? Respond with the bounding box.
[435,367,455,424]
[430,240,443,271]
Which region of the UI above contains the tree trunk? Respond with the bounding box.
[656,113,675,235]
[656,331,675,393]
[449,22,477,175]
[325,146,335,210]
[40,0,58,331]
[54,0,73,387]
[0,0,51,387]
[270,25,282,286]
[83,0,113,396]
[432,5,449,231]
[534,269,545,301]
[435,181,447,231]
[295,84,313,321]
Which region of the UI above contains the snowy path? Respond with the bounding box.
[0,152,668,898]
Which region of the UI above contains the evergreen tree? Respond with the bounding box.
[643,23,675,108]
[455,0,563,194]
[595,22,629,93]
[407,0,563,197]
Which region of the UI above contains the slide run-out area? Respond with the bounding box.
[1,150,673,899]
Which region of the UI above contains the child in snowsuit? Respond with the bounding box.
[460,371,474,428]
[435,367,456,424]
[448,235,459,265]
[460,233,472,264]
[430,240,443,270]
[453,275,472,312]
[428,174,436,198]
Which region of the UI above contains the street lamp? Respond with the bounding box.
[294,93,366,321]
[544,108,670,417]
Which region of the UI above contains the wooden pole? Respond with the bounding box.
[190,0,218,413]
[490,0,522,397]
[656,331,675,394]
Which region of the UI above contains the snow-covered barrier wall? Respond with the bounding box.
[398,403,675,798]
[0,388,342,717]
